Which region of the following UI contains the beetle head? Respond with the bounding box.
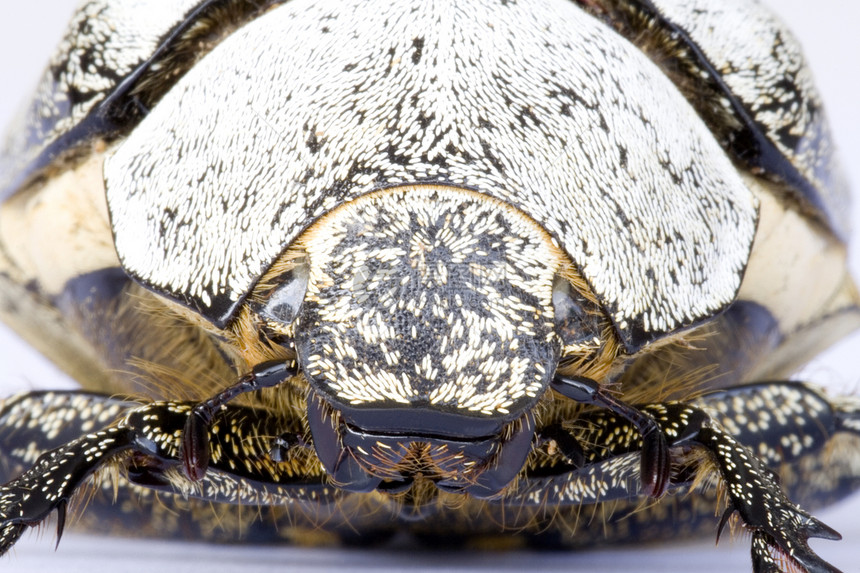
[255,185,607,492]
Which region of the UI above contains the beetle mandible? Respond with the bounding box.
[0,1,859,572]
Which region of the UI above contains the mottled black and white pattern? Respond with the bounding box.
[647,0,850,237]
[297,186,560,416]
[1,2,858,570]
[104,0,757,348]
[0,0,202,193]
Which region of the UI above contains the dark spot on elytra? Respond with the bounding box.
[306,130,321,154]
[412,37,425,65]
[617,143,628,168]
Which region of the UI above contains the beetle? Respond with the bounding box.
[0,1,859,572]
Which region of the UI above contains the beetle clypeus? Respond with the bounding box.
[0,1,858,571]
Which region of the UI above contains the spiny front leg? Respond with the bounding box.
[550,375,670,498]
[0,391,333,556]
[122,400,335,506]
[0,426,134,553]
[509,382,853,573]
[0,391,138,553]
[693,422,840,573]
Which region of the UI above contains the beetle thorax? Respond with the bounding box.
[294,185,563,433]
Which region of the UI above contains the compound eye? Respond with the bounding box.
[552,275,603,349]
[259,261,310,326]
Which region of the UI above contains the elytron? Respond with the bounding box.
[0,1,858,572]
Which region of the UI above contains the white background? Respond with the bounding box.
[0,1,858,572]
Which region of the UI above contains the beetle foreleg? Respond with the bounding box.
[0,390,337,554]
[511,382,856,572]
[692,422,840,573]
[181,360,297,481]
[0,425,135,555]
[550,375,670,497]
[125,399,334,506]
[0,391,138,553]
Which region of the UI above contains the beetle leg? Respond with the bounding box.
[550,375,670,497]
[0,391,138,554]
[0,390,334,555]
[536,423,586,467]
[510,382,855,573]
[0,424,135,555]
[692,423,840,573]
[123,400,335,505]
[181,360,297,481]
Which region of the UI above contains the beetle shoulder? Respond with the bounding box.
[0,0,284,199]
